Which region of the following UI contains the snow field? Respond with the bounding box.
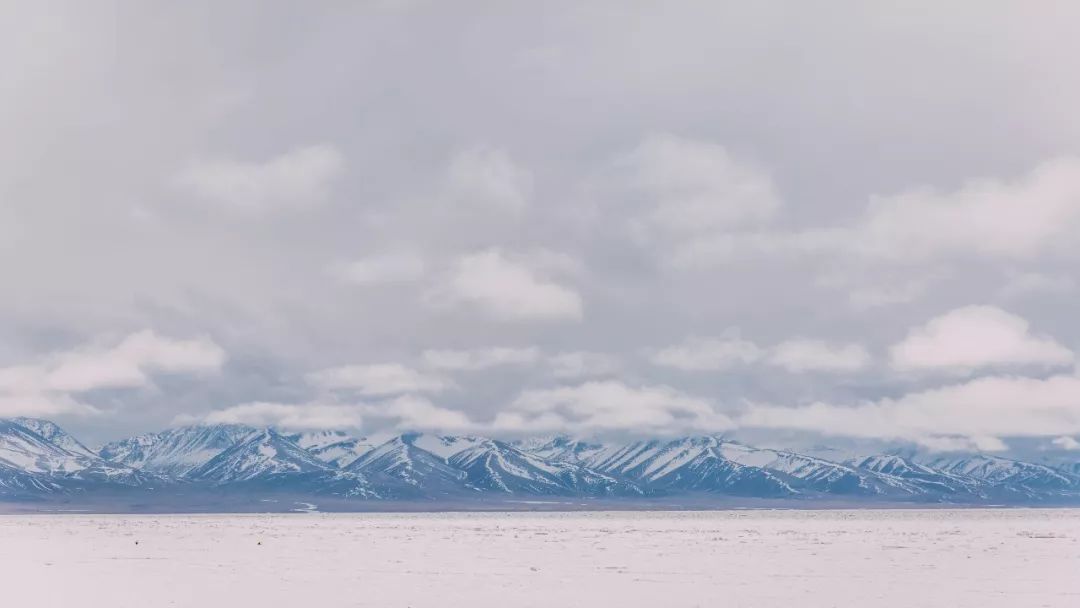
[2,509,1078,608]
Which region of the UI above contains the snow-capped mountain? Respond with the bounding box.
[712,442,882,495]
[430,435,641,496]
[11,417,98,459]
[846,454,986,498]
[284,430,385,468]
[0,418,153,492]
[99,424,258,477]
[186,429,332,483]
[1,418,93,475]
[513,435,608,464]
[0,461,63,498]
[576,437,796,497]
[925,454,1080,497]
[182,429,387,499]
[517,436,1000,500]
[346,433,469,495]
[4,418,1080,507]
[1054,461,1080,476]
[345,433,641,497]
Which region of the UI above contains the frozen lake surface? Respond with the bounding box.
[3,509,1079,607]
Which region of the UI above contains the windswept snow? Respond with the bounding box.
[1,510,1077,608]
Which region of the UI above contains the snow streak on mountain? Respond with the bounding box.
[3,417,1080,508]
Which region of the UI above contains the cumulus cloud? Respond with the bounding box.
[176,143,344,210]
[12,3,1080,448]
[768,340,871,373]
[650,336,764,371]
[605,134,779,241]
[652,335,869,374]
[48,331,225,392]
[669,157,1080,268]
[849,157,1080,261]
[444,146,533,212]
[330,252,426,285]
[435,248,583,321]
[376,395,475,432]
[195,401,367,430]
[911,435,1009,453]
[741,373,1080,451]
[1051,436,1080,451]
[0,392,100,419]
[422,347,540,371]
[0,331,224,418]
[889,306,1074,374]
[7,330,226,394]
[306,363,450,396]
[184,395,474,433]
[494,380,733,435]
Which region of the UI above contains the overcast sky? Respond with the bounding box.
[3,1,1080,452]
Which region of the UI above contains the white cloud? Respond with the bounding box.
[176,143,344,210]
[437,248,583,321]
[652,335,869,374]
[495,380,733,435]
[15,4,1080,447]
[0,392,100,419]
[445,146,532,212]
[547,351,620,379]
[330,252,426,285]
[741,373,1080,451]
[0,366,47,395]
[669,157,1080,267]
[768,340,871,373]
[34,330,225,393]
[889,305,1074,374]
[112,331,224,375]
[0,331,224,418]
[1051,436,1080,451]
[306,363,450,396]
[650,336,763,371]
[611,134,779,237]
[376,395,475,432]
[188,395,474,433]
[849,157,1080,261]
[911,435,1009,453]
[197,401,367,431]
[422,347,539,371]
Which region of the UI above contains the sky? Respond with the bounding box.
[3,1,1080,453]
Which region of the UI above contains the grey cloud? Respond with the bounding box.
[3,1,1080,451]
[175,144,344,211]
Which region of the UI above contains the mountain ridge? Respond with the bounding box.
[3,418,1079,507]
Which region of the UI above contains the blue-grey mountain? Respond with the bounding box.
[3,418,1080,509]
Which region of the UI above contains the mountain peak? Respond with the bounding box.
[9,417,98,459]
[99,423,258,477]
[4,418,1080,505]
[186,428,330,483]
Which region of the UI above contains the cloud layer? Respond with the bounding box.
[4,2,1080,452]
[889,306,1074,374]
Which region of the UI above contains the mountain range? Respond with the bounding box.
[3,417,1080,510]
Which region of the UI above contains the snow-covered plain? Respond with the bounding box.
[2,510,1078,607]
